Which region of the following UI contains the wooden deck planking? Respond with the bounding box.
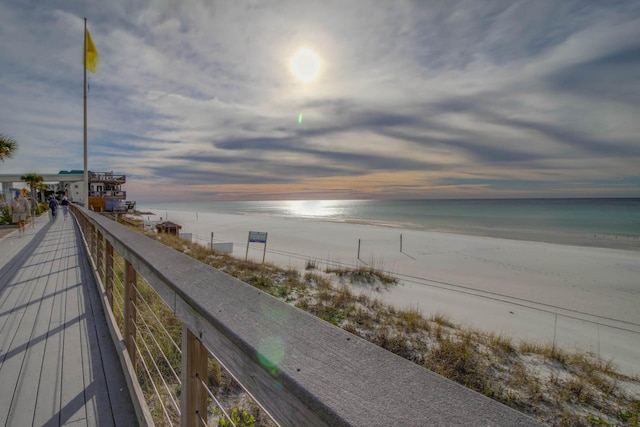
[0,253,41,357]
[0,226,53,349]
[0,246,52,427]
[2,221,73,427]
[76,233,138,427]
[60,225,88,426]
[4,231,61,426]
[74,232,114,427]
[0,215,137,427]
[33,243,67,427]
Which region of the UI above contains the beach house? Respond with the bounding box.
[86,171,136,212]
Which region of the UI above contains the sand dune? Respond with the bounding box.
[140,208,640,376]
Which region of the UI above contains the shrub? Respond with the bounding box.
[0,207,10,225]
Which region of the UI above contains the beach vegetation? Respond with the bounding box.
[218,407,256,427]
[20,173,43,201]
[1,202,54,225]
[396,305,430,332]
[0,133,18,161]
[324,265,397,290]
[35,182,47,202]
[303,271,332,289]
[0,207,10,225]
[121,215,144,227]
[125,225,639,427]
[430,313,455,328]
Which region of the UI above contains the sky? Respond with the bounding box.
[1,0,639,203]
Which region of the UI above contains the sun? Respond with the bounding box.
[289,48,321,83]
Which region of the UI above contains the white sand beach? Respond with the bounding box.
[139,208,640,376]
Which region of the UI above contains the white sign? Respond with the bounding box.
[246,231,268,262]
[248,231,268,243]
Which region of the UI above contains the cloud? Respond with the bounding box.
[1,0,639,201]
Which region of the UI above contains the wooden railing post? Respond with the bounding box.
[96,231,103,280]
[105,241,114,308]
[88,222,94,257]
[181,327,208,427]
[92,224,98,258]
[124,260,137,368]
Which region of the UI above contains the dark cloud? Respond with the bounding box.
[380,128,547,164]
[437,177,554,191]
[148,166,295,185]
[182,137,443,177]
[547,44,640,104]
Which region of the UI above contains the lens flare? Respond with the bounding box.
[257,336,285,377]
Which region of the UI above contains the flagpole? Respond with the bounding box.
[83,17,89,208]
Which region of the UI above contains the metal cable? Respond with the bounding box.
[197,412,208,427]
[202,348,280,426]
[134,341,176,426]
[132,277,182,356]
[134,321,181,414]
[197,376,237,427]
[111,274,125,321]
[134,302,181,385]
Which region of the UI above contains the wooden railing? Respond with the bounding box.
[71,205,541,426]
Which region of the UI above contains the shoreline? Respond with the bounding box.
[139,204,640,252]
[319,217,640,251]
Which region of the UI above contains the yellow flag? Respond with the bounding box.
[84,29,99,73]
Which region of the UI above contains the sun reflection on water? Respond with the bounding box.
[284,200,346,218]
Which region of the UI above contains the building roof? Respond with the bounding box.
[156,221,182,229]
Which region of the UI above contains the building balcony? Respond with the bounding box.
[89,190,126,198]
[89,172,126,185]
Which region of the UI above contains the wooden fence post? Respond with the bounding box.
[89,223,96,257]
[81,216,86,235]
[105,241,114,307]
[92,225,98,258]
[181,327,208,427]
[124,260,137,368]
[96,231,103,279]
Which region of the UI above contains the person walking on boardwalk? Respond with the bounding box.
[49,196,59,220]
[8,191,31,234]
[61,196,70,220]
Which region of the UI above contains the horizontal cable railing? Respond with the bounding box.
[71,204,541,426]
[85,212,270,426]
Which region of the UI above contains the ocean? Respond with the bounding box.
[139,198,640,250]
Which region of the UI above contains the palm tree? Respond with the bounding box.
[36,182,49,203]
[21,173,44,202]
[0,134,18,161]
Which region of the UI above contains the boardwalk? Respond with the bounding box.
[0,214,137,426]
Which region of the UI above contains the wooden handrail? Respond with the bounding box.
[72,205,541,426]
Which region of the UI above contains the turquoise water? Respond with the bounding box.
[140,198,640,250]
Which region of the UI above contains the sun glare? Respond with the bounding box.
[290,48,321,83]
